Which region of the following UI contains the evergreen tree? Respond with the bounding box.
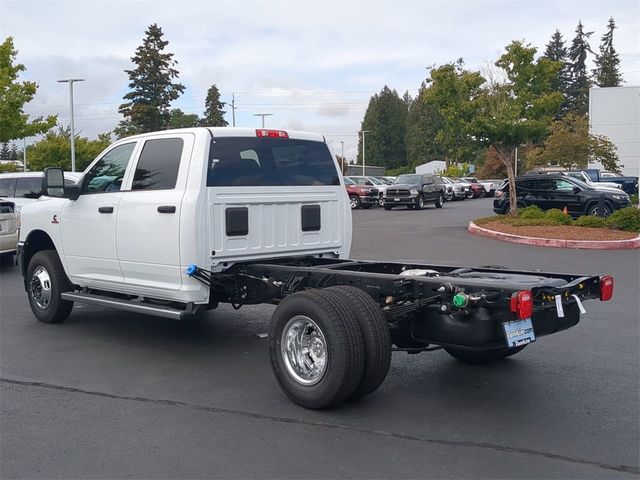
[9,143,20,160]
[405,84,446,166]
[201,84,228,126]
[593,17,623,87]
[566,21,593,115]
[115,24,185,137]
[544,30,571,113]
[0,143,10,160]
[357,86,408,169]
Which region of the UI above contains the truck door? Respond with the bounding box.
[115,134,194,292]
[61,142,137,284]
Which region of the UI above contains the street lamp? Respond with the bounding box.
[359,130,371,176]
[253,113,273,128]
[57,78,84,172]
[340,140,345,172]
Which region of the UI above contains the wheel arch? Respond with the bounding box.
[20,230,59,290]
[584,199,614,215]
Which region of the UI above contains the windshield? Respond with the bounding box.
[395,174,422,184]
[343,177,355,185]
[566,177,591,189]
[368,177,384,185]
[207,137,339,186]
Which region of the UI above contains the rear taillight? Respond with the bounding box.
[599,275,614,301]
[256,129,289,139]
[510,290,533,319]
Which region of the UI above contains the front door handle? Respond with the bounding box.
[98,206,114,214]
[157,205,176,214]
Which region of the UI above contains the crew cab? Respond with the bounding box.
[18,127,615,409]
[383,174,445,210]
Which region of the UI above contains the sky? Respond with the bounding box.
[1,0,639,161]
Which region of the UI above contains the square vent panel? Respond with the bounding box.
[301,204,321,232]
[226,207,249,236]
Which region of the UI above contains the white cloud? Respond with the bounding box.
[1,0,638,161]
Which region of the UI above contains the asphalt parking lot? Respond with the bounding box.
[1,198,638,479]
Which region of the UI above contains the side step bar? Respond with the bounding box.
[61,292,191,320]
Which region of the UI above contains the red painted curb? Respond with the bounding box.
[468,222,640,250]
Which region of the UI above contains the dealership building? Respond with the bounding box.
[589,86,640,177]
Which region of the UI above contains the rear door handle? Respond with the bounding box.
[157,205,176,214]
[98,206,114,214]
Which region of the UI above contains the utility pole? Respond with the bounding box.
[23,137,27,172]
[340,140,345,172]
[57,78,84,172]
[253,113,273,128]
[231,92,236,127]
[359,130,371,176]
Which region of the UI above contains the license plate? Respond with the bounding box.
[394,198,400,202]
[502,318,536,348]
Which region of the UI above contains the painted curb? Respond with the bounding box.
[468,222,640,250]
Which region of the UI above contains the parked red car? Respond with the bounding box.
[344,177,379,209]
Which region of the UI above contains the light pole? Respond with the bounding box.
[57,78,84,172]
[359,130,370,176]
[253,113,273,128]
[340,140,345,172]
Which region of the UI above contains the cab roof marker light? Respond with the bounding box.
[599,275,614,301]
[256,129,289,139]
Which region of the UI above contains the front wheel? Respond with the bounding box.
[349,195,361,209]
[415,195,424,210]
[587,204,612,217]
[27,250,74,324]
[384,205,393,211]
[445,345,527,364]
[435,193,444,208]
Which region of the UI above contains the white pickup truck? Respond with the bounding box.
[18,127,614,409]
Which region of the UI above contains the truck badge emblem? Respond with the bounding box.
[51,215,59,224]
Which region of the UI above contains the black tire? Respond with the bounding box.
[407,205,415,210]
[0,253,16,267]
[415,195,424,210]
[268,290,365,409]
[317,286,391,401]
[587,203,612,217]
[384,205,393,211]
[435,193,444,208]
[349,195,361,210]
[445,345,527,365]
[362,204,372,209]
[26,250,73,324]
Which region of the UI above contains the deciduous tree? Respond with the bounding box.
[0,37,56,142]
[471,41,563,214]
[168,108,200,128]
[525,113,618,171]
[26,126,111,171]
[115,24,184,137]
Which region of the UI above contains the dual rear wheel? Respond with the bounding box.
[268,286,391,409]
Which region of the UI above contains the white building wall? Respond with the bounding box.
[415,160,446,174]
[589,86,640,177]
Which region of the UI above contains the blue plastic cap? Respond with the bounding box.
[186,264,198,276]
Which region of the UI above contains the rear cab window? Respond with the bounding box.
[132,138,184,191]
[14,177,43,198]
[207,137,339,187]
[0,177,17,197]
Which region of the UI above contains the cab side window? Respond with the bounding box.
[82,143,136,194]
[132,138,184,191]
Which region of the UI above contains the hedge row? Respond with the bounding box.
[475,205,640,233]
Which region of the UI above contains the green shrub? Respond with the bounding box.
[518,205,545,220]
[607,207,640,232]
[630,194,639,206]
[473,215,503,225]
[574,216,608,229]
[545,208,573,225]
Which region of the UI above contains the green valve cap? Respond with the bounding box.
[452,293,468,308]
